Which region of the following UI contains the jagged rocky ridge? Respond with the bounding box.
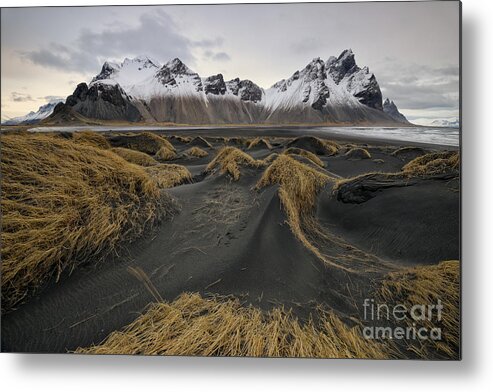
[48,50,409,125]
[383,98,409,124]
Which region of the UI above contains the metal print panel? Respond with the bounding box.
[0,1,461,359]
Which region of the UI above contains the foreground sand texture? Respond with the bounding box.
[0,129,460,359]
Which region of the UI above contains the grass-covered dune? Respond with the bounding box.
[76,292,392,358]
[77,261,458,359]
[1,133,176,311]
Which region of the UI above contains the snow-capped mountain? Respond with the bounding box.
[383,98,409,123]
[48,50,408,125]
[2,99,64,125]
[430,118,460,128]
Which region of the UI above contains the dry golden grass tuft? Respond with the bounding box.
[402,151,459,176]
[76,292,391,358]
[189,136,213,149]
[184,146,209,158]
[288,136,340,156]
[110,147,158,167]
[154,146,177,161]
[321,139,341,156]
[247,137,273,150]
[345,147,371,160]
[255,155,384,272]
[144,164,192,188]
[375,260,460,359]
[1,133,169,310]
[256,155,338,265]
[206,146,265,181]
[282,147,324,167]
[168,135,192,144]
[72,131,110,149]
[109,132,175,155]
[225,137,248,146]
[262,153,280,164]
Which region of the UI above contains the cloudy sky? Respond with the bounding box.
[1,1,460,124]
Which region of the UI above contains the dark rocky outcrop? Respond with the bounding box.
[383,98,409,123]
[238,80,262,103]
[204,74,227,95]
[62,82,142,122]
[327,49,359,84]
[91,61,119,83]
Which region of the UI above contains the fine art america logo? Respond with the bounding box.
[362,298,444,341]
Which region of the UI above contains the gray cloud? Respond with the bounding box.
[375,62,459,111]
[2,2,458,123]
[191,37,224,48]
[204,50,231,62]
[212,52,231,62]
[20,10,224,74]
[11,92,34,102]
[39,95,65,103]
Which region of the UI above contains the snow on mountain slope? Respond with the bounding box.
[91,57,261,104]
[263,49,394,124]
[2,99,64,125]
[48,49,406,125]
[91,56,161,88]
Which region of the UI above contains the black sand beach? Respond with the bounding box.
[1,128,460,354]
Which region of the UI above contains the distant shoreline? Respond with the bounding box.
[19,124,460,149]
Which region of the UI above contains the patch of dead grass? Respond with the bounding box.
[189,136,213,149]
[375,260,460,359]
[287,136,340,156]
[184,146,209,158]
[109,132,175,155]
[255,155,335,264]
[76,292,392,358]
[283,147,324,167]
[256,155,385,271]
[154,146,177,161]
[206,146,265,181]
[247,137,272,150]
[345,147,371,160]
[72,131,110,149]
[144,164,192,188]
[110,147,158,167]
[168,135,192,144]
[1,133,170,310]
[402,151,459,176]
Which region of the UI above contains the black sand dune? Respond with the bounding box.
[317,180,460,265]
[1,129,460,353]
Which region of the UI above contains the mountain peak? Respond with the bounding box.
[46,51,409,126]
[328,49,358,84]
[1,98,64,125]
[165,58,193,75]
[339,48,354,57]
[121,56,160,69]
[92,61,120,83]
[383,98,409,123]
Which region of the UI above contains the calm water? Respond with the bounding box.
[315,126,459,147]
